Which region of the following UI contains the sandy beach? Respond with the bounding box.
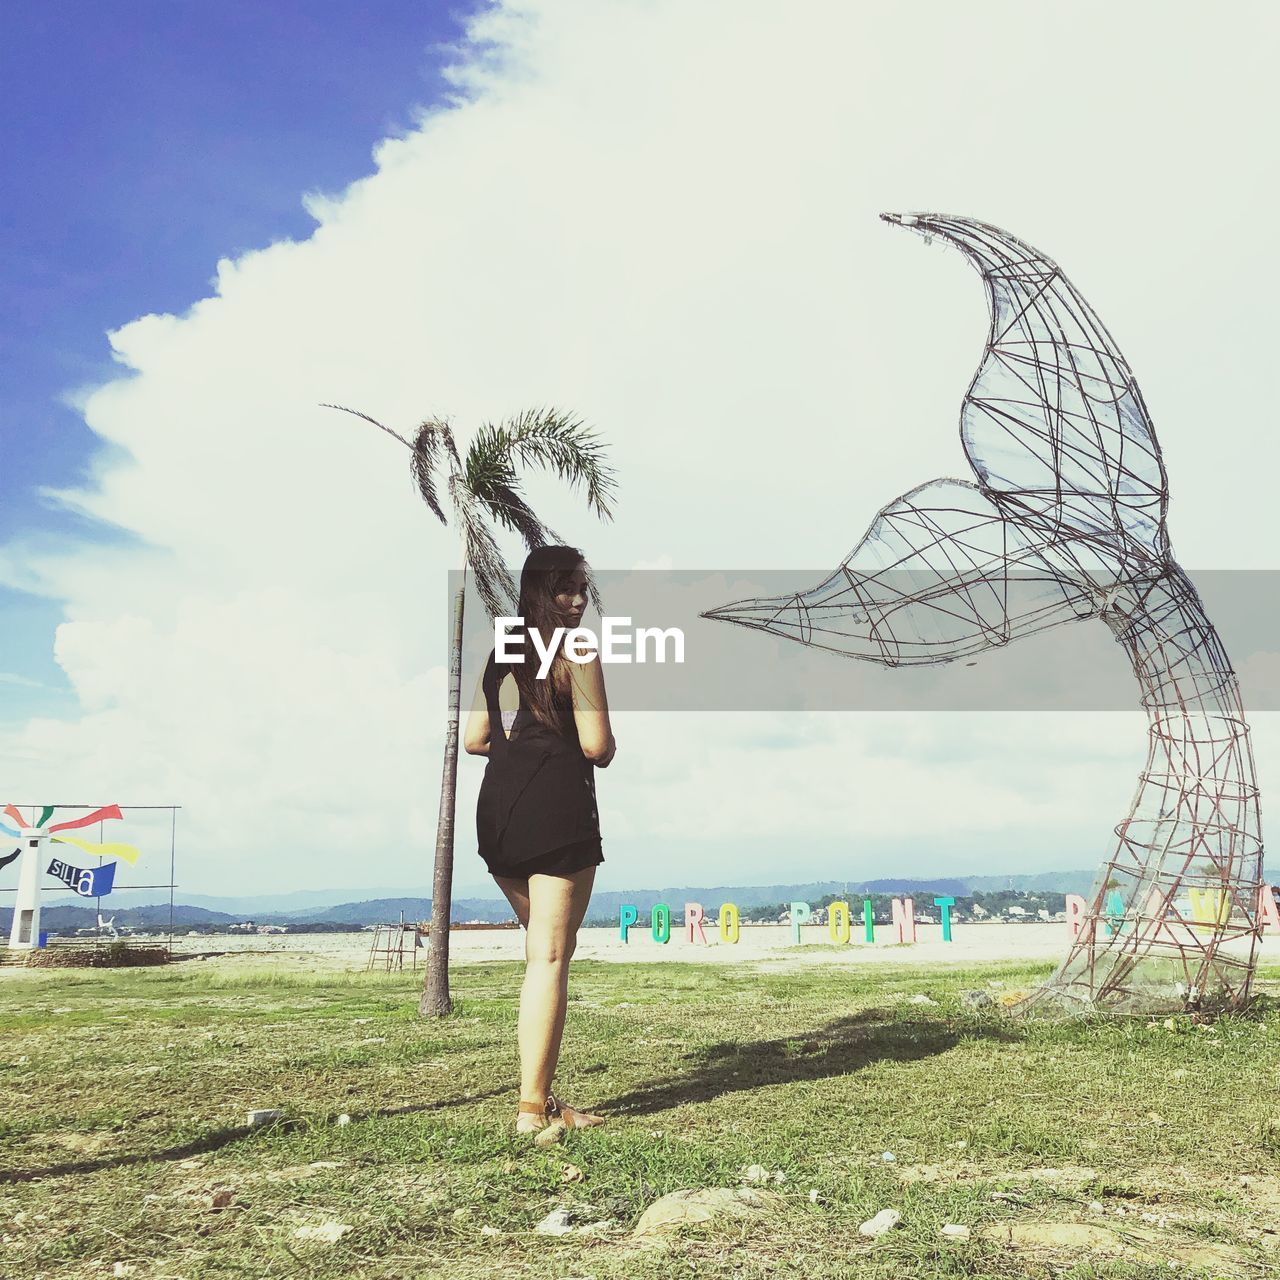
[50,919,1260,978]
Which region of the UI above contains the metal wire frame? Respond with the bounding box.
[704,213,1263,1015]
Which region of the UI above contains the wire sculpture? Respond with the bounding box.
[704,213,1264,1015]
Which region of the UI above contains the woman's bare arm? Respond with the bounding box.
[462,669,491,756]
[566,654,616,766]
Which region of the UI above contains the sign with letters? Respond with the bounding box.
[618,888,1280,945]
[47,856,116,898]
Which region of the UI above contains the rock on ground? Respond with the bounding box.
[632,1187,784,1237]
[858,1208,902,1237]
[534,1208,576,1236]
[979,1221,1247,1272]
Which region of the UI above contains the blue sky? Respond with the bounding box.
[0,0,477,717]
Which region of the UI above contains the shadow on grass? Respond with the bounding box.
[0,1086,506,1185]
[598,1007,1021,1117]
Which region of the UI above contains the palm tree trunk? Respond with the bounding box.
[420,558,467,1017]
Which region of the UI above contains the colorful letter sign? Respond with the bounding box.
[789,901,811,944]
[934,896,955,942]
[829,900,851,944]
[1065,894,1086,936]
[651,903,671,944]
[1260,885,1280,933]
[891,897,916,944]
[718,902,740,943]
[685,902,708,944]
[619,903,638,941]
[1189,888,1231,931]
[612,886,1280,952]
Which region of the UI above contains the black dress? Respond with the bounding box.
[476,648,604,878]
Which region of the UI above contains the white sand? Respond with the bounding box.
[439,921,1073,968]
[131,920,1278,977]
[434,921,1272,971]
[6,920,1272,983]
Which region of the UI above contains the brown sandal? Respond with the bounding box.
[515,1093,605,1133]
[516,1097,552,1133]
[547,1092,606,1129]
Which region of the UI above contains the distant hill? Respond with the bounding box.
[961,871,1100,894]
[33,886,431,914]
[0,902,237,931]
[178,886,422,914]
[290,897,502,925]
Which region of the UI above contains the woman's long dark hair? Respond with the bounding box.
[510,544,591,733]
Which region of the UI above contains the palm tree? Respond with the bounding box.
[323,403,616,1015]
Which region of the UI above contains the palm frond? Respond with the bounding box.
[483,482,565,549]
[320,402,412,448]
[322,403,456,528]
[410,418,460,526]
[451,476,516,617]
[468,407,617,528]
[461,432,554,546]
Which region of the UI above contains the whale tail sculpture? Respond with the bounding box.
[704,214,1263,1015]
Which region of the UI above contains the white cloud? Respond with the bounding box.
[3,0,1278,892]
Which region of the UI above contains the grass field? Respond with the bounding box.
[2,952,1279,1279]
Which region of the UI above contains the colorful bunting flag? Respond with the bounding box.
[47,804,124,834]
[48,835,140,865]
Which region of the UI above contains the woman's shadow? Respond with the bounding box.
[593,1006,1019,1118]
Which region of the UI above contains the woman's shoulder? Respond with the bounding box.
[562,651,606,696]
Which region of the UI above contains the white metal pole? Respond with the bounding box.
[8,828,48,950]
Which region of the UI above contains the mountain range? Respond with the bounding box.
[3,869,1099,931]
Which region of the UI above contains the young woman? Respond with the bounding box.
[463,544,616,1136]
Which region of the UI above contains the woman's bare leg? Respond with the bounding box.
[492,865,595,1105]
[492,873,531,929]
